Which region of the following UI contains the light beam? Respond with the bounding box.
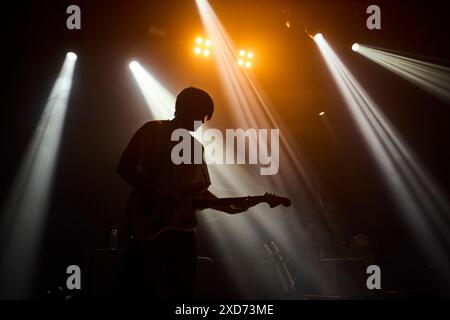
[315,35,450,288]
[0,52,78,299]
[354,44,450,104]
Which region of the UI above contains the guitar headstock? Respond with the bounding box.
[263,192,291,208]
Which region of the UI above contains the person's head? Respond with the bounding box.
[173,87,214,130]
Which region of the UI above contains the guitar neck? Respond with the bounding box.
[192,196,265,210]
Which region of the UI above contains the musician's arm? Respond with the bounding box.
[117,123,154,193]
[116,161,148,191]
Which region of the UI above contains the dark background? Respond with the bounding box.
[1,0,449,298]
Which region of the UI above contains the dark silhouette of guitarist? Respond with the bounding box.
[116,87,248,299]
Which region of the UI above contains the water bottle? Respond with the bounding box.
[110,228,119,250]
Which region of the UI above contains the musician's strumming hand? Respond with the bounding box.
[162,195,193,214]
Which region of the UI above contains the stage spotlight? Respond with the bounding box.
[129,61,138,69]
[314,35,450,286]
[354,44,450,104]
[0,52,77,299]
[352,43,359,52]
[194,36,212,58]
[313,33,323,42]
[237,49,253,68]
[67,51,77,60]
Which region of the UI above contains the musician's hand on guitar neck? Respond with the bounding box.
[198,189,248,214]
[219,203,251,214]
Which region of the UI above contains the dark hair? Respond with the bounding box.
[175,87,214,120]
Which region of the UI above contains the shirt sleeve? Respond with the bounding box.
[116,122,155,190]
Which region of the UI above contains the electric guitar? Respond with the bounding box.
[127,192,291,241]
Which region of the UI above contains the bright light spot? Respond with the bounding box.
[194,36,212,58]
[129,61,139,69]
[67,52,77,60]
[313,33,323,42]
[319,111,325,116]
[237,50,253,67]
[286,20,291,28]
[352,43,359,52]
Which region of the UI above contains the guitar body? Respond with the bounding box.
[127,192,197,242]
[126,191,291,242]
